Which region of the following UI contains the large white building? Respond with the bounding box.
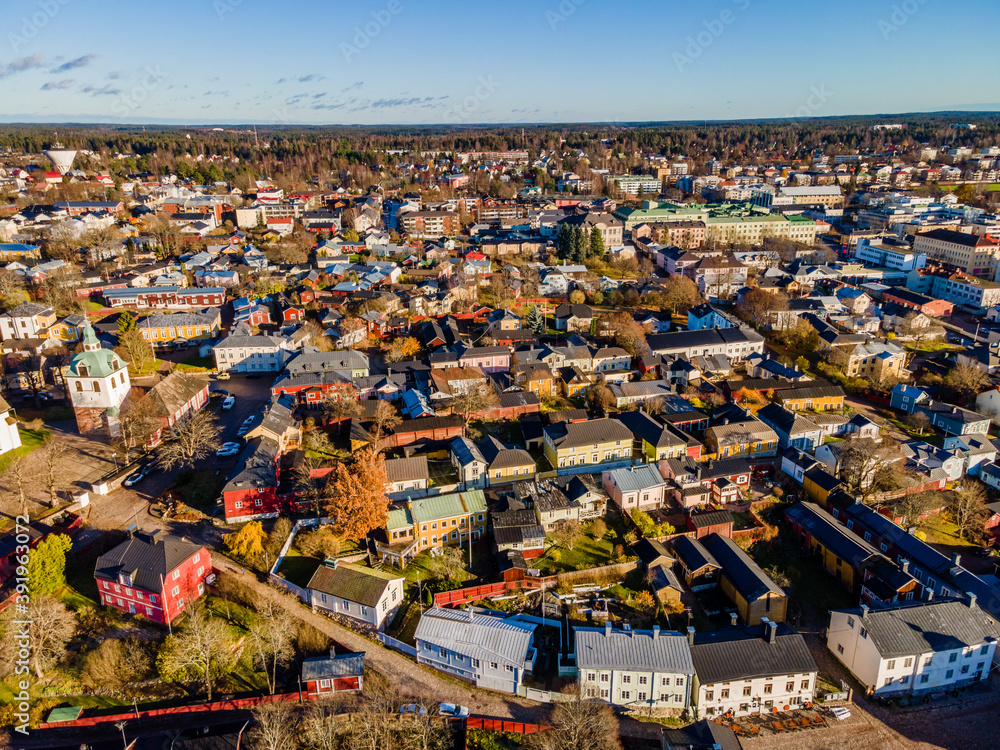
[854,238,927,272]
[575,624,694,711]
[0,396,21,456]
[827,599,998,697]
[691,622,818,718]
[66,324,132,438]
[213,328,298,372]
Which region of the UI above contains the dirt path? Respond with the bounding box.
[215,560,552,722]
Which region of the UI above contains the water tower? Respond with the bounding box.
[44,145,77,175]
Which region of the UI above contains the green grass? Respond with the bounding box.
[176,352,214,371]
[919,512,979,549]
[274,550,322,588]
[0,427,50,472]
[63,547,103,608]
[173,469,226,511]
[533,535,616,575]
[903,340,963,353]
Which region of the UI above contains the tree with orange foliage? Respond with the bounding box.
[324,448,390,540]
[734,387,766,412]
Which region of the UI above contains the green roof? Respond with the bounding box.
[68,324,126,378]
[386,490,487,531]
[46,706,84,723]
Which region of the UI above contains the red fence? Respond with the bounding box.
[466,717,549,735]
[433,577,553,606]
[39,691,306,729]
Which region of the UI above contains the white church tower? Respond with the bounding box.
[67,324,131,438]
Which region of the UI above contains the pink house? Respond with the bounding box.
[602,464,668,512]
[459,346,511,373]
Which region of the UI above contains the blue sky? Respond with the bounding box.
[1,0,998,125]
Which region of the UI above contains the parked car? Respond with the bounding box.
[222,396,235,411]
[123,467,150,488]
[216,442,241,457]
[215,370,231,381]
[236,415,255,436]
[399,704,427,717]
[438,704,469,718]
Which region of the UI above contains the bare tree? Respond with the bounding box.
[451,382,500,429]
[322,387,363,435]
[248,600,295,695]
[116,326,153,373]
[2,455,31,517]
[0,595,76,678]
[838,437,903,503]
[157,603,236,701]
[549,520,586,552]
[115,397,162,462]
[247,701,298,750]
[369,399,402,443]
[157,411,222,470]
[41,438,68,506]
[302,697,352,750]
[951,482,989,542]
[527,690,622,750]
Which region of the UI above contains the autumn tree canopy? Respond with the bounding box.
[325,448,390,539]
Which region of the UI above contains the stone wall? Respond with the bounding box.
[74,406,110,439]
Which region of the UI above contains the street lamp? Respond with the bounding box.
[114,721,128,749]
[112,453,119,472]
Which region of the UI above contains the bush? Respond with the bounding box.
[296,526,348,559]
[589,519,607,539]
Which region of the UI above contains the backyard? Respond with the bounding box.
[0,425,50,472]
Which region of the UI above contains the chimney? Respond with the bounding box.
[967,592,978,610]
[860,604,869,620]
[730,612,738,627]
[652,625,660,641]
[926,589,935,602]
[760,617,770,637]
[686,626,695,647]
[900,559,910,574]
[766,620,777,645]
[952,553,962,566]
[605,621,613,637]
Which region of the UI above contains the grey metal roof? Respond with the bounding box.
[301,653,365,681]
[691,624,817,684]
[95,531,204,593]
[605,464,665,493]
[700,533,784,600]
[838,600,999,659]
[786,502,880,569]
[414,607,536,667]
[575,626,694,674]
[544,417,634,450]
[670,536,720,572]
[385,456,429,483]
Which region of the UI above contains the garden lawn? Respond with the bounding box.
[919,512,979,548]
[274,549,322,588]
[533,535,616,574]
[0,427,50,472]
[176,353,215,371]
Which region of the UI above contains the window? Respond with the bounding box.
[675,677,684,686]
[904,657,913,668]
[505,665,514,673]
[638,676,647,685]
[946,669,954,679]
[621,691,631,701]
[801,680,810,689]
[860,628,868,640]
[763,684,772,695]
[587,673,596,682]
[847,616,855,628]
[622,675,631,684]
[981,645,990,655]
[742,686,751,697]
[600,673,609,683]
[949,653,958,663]
[342,600,351,611]
[837,644,844,655]
[887,660,896,670]
[720,689,730,699]
[706,691,714,701]
[171,586,180,597]
[172,570,180,580]
[600,689,609,699]
[920,675,929,684]
[786,682,794,692]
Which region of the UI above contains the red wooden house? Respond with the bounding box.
[221,437,281,522]
[685,509,734,539]
[278,301,306,324]
[302,652,365,697]
[94,531,211,624]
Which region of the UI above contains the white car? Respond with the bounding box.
[236,416,255,436]
[123,468,149,487]
[399,704,427,717]
[438,703,469,718]
[216,442,241,457]
[221,396,235,410]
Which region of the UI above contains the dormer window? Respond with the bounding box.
[78,364,89,377]
[119,572,132,587]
